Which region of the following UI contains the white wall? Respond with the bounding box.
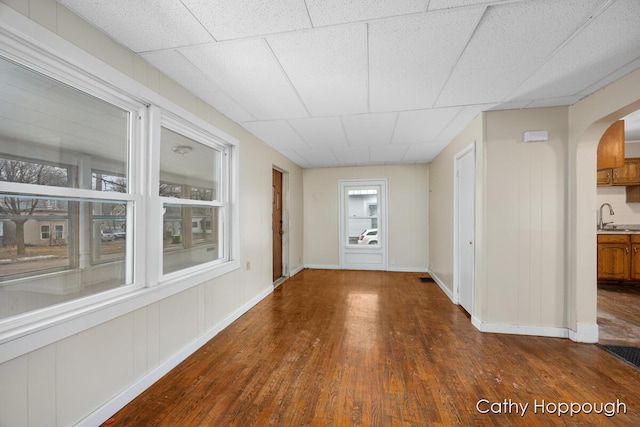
[482,107,568,330]
[0,1,303,425]
[429,107,571,336]
[303,164,429,271]
[428,115,483,297]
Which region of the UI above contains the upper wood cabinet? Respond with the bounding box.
[597,120,625,170]
[597,158,640,186]
[612,158,640,185]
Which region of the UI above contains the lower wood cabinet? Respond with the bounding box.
[597,234,640,280]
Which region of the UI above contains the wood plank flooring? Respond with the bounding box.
[105,270,640,426]
[598,282,640,346]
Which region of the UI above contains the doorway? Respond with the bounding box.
[272,168,284,282]
[338,179,388,271]
[454,143,475,315]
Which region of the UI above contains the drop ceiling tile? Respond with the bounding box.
[392,108,462,145]
[437,104,495,140]
[268,25,368,116]
[436,0,603,107]
[333,147,371,166]
[404,142,447,163]
[526,96,582,108]
[279,150,312,168]
[369,8,483,112]
[59,0,213,52]
[428,0,512,11]
[342,113,398,146]
[288,117,349,148]
[141,50,254,123]
[293,149,339,167]
[579,57,640,98]
[242,120,309,150]
[178,39,309,120]
[370,144,409,163]
[508,0,640,101]
[181,0,311,41]
[305,0,427,27]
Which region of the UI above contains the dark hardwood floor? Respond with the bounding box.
[598,282,640,346]
[105,270,640,426]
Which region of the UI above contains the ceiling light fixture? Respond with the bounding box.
[171,145,193,155]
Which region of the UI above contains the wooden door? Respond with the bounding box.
[272,169,283,282]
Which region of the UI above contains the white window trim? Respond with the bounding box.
[0,4,239,363]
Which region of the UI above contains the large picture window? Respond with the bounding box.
[0,24,237,343]
[0,54,135,320]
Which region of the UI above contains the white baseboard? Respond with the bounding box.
[388,266,429,273]
[77,284,274,427]
[427,270,454,302]
[304,264,341,270]
[289,265,305,277]
[568,322,599,343]
[471,317,571,339]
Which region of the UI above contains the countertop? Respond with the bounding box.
[597,224,640,234]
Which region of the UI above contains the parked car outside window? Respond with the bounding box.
[358,228,378,245]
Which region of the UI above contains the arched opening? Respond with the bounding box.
[570,92,640,343]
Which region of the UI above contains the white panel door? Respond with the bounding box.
[339,179,387,271]
[457,146,475,314]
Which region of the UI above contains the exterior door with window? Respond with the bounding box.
[339,179,387,271]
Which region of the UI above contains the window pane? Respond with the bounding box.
[163,204,222,274]
[0,195,130,320]
[347,188,379,246]
[160,127,220,201]
[0,55,129,191]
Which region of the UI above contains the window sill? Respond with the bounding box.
[0,259,239,364]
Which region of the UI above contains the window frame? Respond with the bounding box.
[0,4,239,357]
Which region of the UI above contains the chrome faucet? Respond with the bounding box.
[599,203,615,229]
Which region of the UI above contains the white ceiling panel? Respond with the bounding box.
[305,0,427,27]
[370,145,409,163]
[579,57,640,98]
[437,0,603,107]
[279,149,312,167]
[178,39,309,120]
[507,0,640,102]
[342,113,397,146]
[293,148,339,167]
[268,25,368,116]
[141,50,255,123]
[288,117,349,148]
[403,142,446,163]
[57,0,640,168]
[369,8,483,112]
[242,121,308,150]
[333,147,371,166]
[436,104,495,141]
[59,0,213,52]
[428,0,514,11]
[181,0,311,41]
[392,108,462,145]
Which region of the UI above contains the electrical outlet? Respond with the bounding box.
[246,261,251,270]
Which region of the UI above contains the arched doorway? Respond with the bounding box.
[569,70,640,342]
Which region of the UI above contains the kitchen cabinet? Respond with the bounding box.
[597,234,640,280]
[597,120,625,170]
[597,158,640,186]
